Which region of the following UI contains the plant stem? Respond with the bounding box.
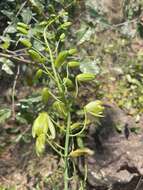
[46,139,64,157]
[70,111,87,137]
[12,65,20,119]
[44,25,63,95]
[64,112,71,190]
[43,14,72,189]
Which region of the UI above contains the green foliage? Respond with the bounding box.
[16,94,43,124]
[2,0,143,189]
[0,1,104,189]
[0,186,16,190]
[0,2,103,189]
[0,58,14,75]
[0,108,11,124]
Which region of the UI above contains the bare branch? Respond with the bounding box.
[0,52,38,66]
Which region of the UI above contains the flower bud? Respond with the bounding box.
[32,112,49,138]
[59,22,72,30]
[84,100,104,117]
[60,33,65,41]
[17,22,29,29]
[70,122,81,131]
[41,87,50,104]
[69,148,94,157]
[68,48,77,55]
[76,73,95,82]
[28,49,42,62]
[36,134,46,156]
[17,26,28,35]
[68,61,80,68]
[63,78,73,89]
[53,101,67,118]
[55,50,69,68]
[35,69,43,80]
[19,38,32,48]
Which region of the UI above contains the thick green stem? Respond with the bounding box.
[64,112,71,190]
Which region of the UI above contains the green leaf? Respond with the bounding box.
[5,25,17,34]
[126,74,140,86]
[77,27,94,45]
[80,59,100,74]
[1,58,14,75]
[29,0,44,14]
[2,63,13,75]
[21,8,33,24]
[130,127,140,134]
[0,36,10,49]
[33,40,45,51]
[1,10,14,20]
[16,113,28,124]
[0,108,11,124]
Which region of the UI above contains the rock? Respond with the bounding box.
[101,0,125,24]
[86,0,125,24]
[81,103,143,189]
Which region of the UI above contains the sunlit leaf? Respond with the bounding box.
[1,58,14,75]
[80,59,100,74]
[21,8,33,24]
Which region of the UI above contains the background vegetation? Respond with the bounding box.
[0,0,143,190]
